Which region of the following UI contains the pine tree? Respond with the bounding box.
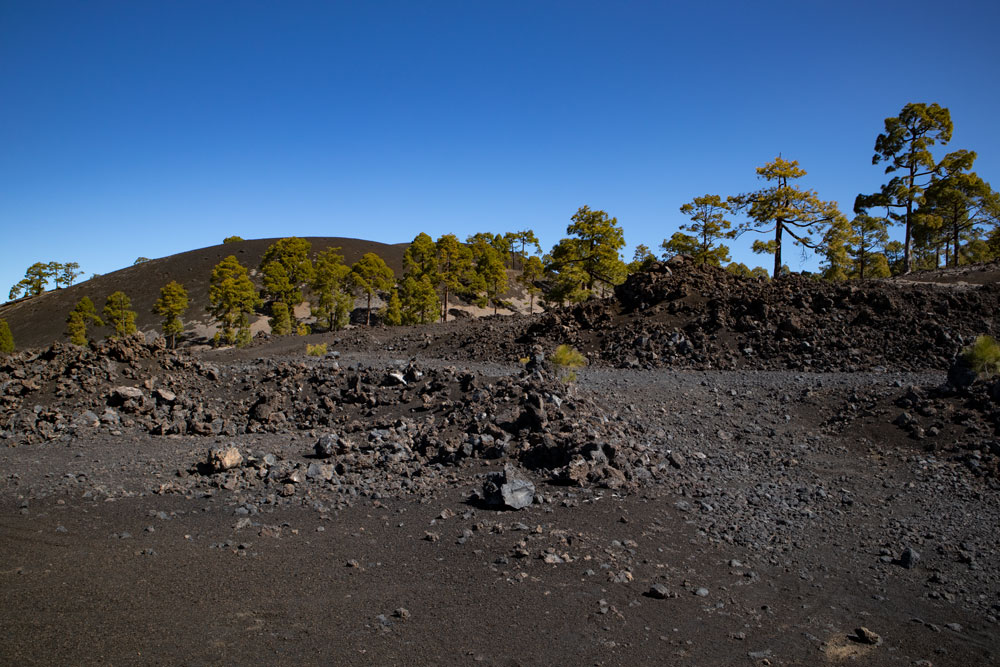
[627,245,656,273]
[731,156,842,278]
[518,255,544,314]
[544,207,627,301]
[847,214,890,280]
[820,215,854,281]
[260,237,314,288]
[884,241,906,275]
[558,206,627,294]
[435,233,474,321]
[8,262,56,300]
[919,149,1000,267]
[65,296,104,345]
[350,253,394,325]
[66,312,87,346]
[261,261,297,306]
[54,262,81,289]
[208,255,261,346]
[467,233,509,314]
[236,314,253,348]
[677,195,735,266]
[399,275,440,324]
[508,230,541,270]
[488,233,512,270]
[856,103,953,273]
[384,289,403,326]
[403,233,439,280]
[312,247,353,331]
[0,319,14,355]
[259,238,314,322]
[153,281,189,348]
[269,302,292,335]
[103,291,137,338]
[542,246,590,306]
[660,232,699,259]
[401,233,442,323]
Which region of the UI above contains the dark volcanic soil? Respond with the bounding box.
[2,260,1000,665]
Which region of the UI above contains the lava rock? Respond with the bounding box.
[483,464,535,510]
[853,626,882,646]
[314,433,341,458]
[899,546,921,569]
[207,446,243,473]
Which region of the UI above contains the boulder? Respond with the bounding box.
[483,464,535,510]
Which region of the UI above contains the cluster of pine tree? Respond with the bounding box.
[61,282,190,349]
[8,262,82,300]
[7,102,995,351]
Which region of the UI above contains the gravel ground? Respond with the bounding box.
[2,343,997,665]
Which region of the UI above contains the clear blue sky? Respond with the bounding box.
[2,0,998,297]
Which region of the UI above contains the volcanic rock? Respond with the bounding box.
[483,464,535,510]
[207,446,243,473]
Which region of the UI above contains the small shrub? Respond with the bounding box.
[550,344,586,383]
[297,322,311,336]
[223,235,244,244]
[962,335,1000,377]
[306,343,327,357]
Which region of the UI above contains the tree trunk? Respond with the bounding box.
[903,162,915,274]
[953,225,960,267]
[442,286,449,322]
[859,237,866,281]
[773,221,784,279]
[366,293,372,326]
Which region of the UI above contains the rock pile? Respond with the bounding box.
[513,258,1000,371]
[888,368,1000,478]
[1,335,670,496]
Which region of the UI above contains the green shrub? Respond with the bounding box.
[962,335,1000,377]
[550,343,586,383]
[306,343,327,357]
[297,322,311,336]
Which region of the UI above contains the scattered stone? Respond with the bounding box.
[853,627,882,646]
[899,546,921,569]
[110,386,144,402]
[314,433,341,458]
[668,451,686,468]
[207,446,242,473]
[646,584,673,599]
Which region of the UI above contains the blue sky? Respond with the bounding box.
[2,1,998,297]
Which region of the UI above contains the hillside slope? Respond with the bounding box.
[0,237,408,350]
